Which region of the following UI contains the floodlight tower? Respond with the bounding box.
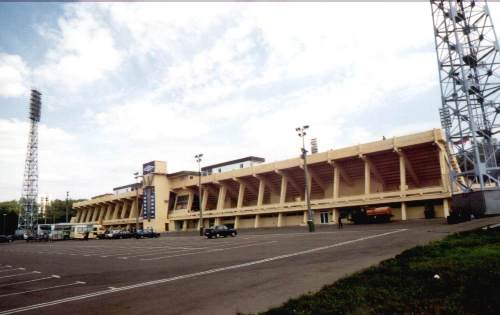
[18,89,42,233]
[431,0,500,192]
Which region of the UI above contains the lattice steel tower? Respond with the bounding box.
[18,89,42,232]
[432,0,500,192]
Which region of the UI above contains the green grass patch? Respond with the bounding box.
[260,227,500,315]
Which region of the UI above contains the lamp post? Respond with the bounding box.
[2,213,6,235]
[133,172,143,232]
[65,191,69,223]
[296,125,315,232]
[195,154,204,236]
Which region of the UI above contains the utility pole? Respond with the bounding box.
[296,125,315,232]
[65,191,69,223]
[195,154,204,236]
[133,172,142,232]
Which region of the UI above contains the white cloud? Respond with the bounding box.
[33,5,123,91]
[0,53,30,97]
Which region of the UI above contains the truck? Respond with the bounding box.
[348,206,393,224]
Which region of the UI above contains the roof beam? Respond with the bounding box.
[395,149,420,186]
[327,160,353,186]
[302,166,327,191]
[275,170,304,197]
[253,174,278,194]
[233,177,258,195]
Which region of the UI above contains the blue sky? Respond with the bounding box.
[2,2,499,201]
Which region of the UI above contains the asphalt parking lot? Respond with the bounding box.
[1,217,499,315]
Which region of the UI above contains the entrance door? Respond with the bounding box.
[320,212,329,224]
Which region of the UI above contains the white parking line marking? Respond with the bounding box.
[0,275,60,288]
[0,268,24,274]
[0,271,41,280]
[0,229,406,315]
[141,241,278,261]
[0,281,86,298]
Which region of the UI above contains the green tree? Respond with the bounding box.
[45,199,86,223]
[0,200,20,235]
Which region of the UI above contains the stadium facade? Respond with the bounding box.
[72,129,455,232]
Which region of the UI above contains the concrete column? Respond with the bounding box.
[120,201,128,219]
[128,199,137,219]
[91,206,100,222]
[254,214,260,228]
[401,202,407,221]
[333,167,340,200]
[279,176,287,204]
[277,212,283,227]
[84,208,92,222]
[106,203,115,220]
[234,216,240,229]
[182,220,188,231]
[257,180,265,206]
[443,198,450,217]
[215,217,221,225]
[201,189,208,211]
[98,205,106,221]
[332,208,338,223]
[112,202,121,220]
[439,149,449,192]
[303,211,308,224]
[399,154,407,195]
[217,185,227,210]
[187,191,194,211]
[364,159,371,196]
[75,210,82,222]
[237,182,246,209]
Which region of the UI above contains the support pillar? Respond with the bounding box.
[215,217,221,225]
[401,202,407,221]
[332,208,338,223]
[279,176,287,204]
[399,154,407,195]
[234,216,240,229]
[364,159,371,196]
[333,167,340,200]
[254,214,260,228]
[257,180,265,206]
[84,208,92,222]
[303,211,308,224]
[237,182,245,209]
[217,186,227,210]
[201,189,208,211]
[439,149,449,192]
[182,220,188,231]
[112,202,121,220]
[128,199,137,219]
[120,201,128,219]
[277,212,283,227]
[187,191,194,211]
[443,199,450,217]
[91,206,100,222]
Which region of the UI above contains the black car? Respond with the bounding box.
[0,235,14,243]
[204,225,237,238]
[135,229,160,239]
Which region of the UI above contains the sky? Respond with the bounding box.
[2,2,500,201]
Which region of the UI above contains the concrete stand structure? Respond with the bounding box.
[73,129,456,232]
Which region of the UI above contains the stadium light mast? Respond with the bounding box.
[18,89,42,234]
[431,0,500,192]
[296,125,315,232]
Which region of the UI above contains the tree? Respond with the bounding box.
[0,200,20,235]
[45,199,86,223]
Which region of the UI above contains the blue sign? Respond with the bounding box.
[142,187,156,219]
[143,161,155,175]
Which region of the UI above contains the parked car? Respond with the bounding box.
[204,225,237,238]
[105,229,122,239]
[135,229,160,239]
[118,230,133,239]
[0,235,14,243]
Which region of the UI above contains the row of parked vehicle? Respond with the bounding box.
[97,228,160,239]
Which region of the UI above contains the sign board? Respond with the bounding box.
[142,186,156,219]
[143,161,155,175]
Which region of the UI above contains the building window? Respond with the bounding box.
[218,168,221,173]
